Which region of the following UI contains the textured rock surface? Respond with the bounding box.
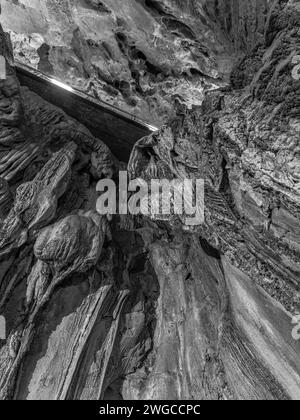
[1,0,271,125]
[0,0,300,401]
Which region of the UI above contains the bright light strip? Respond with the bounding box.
[50,78,74,92]
[0,55,6,80]
[145,123,159,132]
[49,76,158,131]
[208,83,223,91]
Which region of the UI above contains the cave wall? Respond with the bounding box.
[1,0,271,125]
[0,0,299,401]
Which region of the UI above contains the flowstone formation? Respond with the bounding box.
[0,0,299,401]
[1,0,271,125]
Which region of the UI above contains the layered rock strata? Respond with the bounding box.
[0,0,299,400]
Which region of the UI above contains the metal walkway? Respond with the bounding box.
[15,62,157,161]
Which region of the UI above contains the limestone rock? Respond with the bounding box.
[0,177,11,218]
[1,0,271,125]
[34,211,108,280]
[0,0,299,402]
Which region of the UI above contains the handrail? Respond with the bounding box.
[14,60,158,133]
[14,60,158,161]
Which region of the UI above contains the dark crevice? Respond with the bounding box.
[219,157,241,220]
[161,17,196,40]
[114,31,167,101]
[200,238,221,260]
[144,0,168,15]
[84,0,112,13]
[219,157,230,194]
[142,0,196,40]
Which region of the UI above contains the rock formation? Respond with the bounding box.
[1,0,271,125]
[0,0,299,401]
